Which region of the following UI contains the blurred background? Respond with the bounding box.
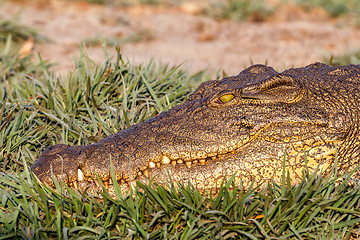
[2,0,360,76]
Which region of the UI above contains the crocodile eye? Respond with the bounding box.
[219,94,234,103]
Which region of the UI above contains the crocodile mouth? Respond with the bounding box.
[71,146,245,190]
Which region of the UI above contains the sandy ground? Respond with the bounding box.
[2,0,360,77]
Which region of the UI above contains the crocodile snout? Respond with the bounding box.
[30,144,84,186]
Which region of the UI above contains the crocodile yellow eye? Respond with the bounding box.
[219,94,234,103]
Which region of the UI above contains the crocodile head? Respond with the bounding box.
[31,63,358,193]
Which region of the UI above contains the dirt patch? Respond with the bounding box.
[2,0,360,76]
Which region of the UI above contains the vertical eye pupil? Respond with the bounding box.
[219,94,234,103]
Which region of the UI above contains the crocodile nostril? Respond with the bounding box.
[31,164,42,174]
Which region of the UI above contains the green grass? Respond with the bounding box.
[324,50,360,67]
[203,0,274,22]
[0,35,49,83]
[204,0,360,22]
[83,29,154,47]
[0,18,45,43]
[296,0,358,18]
[0,18,49,83]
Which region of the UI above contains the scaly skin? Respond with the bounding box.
[31,63,360,193]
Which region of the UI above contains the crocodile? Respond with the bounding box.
[31,63,360,193]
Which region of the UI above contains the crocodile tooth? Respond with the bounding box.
[193,160,198,164]
[171,160,176,166]
[77,169,84,181]
[156,162,161,168]
[143,169,149,177]
[161,155,171,164]
[211,156,216,160]
[230,150,235,154]
[138,171,143,176]
[149,161,156,168]
[199,159,206,165]
[73,181,78,189]
[109,178,113,185]
[185,161,192,168]
[177,160,183,164]
[104,181,109,188]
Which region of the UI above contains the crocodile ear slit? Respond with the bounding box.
[241,74,304,103]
